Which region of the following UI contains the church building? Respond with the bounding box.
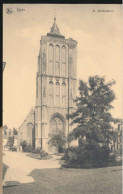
[18,17,77,153]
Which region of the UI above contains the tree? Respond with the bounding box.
[63,76,121,168]
[13,128,18,135]
[3,125,8,130]
[48,130,67,153]
[68,76,120,146]
[3,125,8,135]
[7,136,14,149]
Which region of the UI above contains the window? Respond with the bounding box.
[55,45,60,61]
[49,117,64,135]
[27,123,33,144]
[62,46,66,63]
[69,49,73,77]
[62,84,66,106]
[61,46,66,77]
[55,45,60,76]
[42,52,46,74]
[55,83,60,106]
[49,44,54,75]
[49,44,53,60]
[49,82,54,105]
[27,123,33,137]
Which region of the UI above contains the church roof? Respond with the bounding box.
[47,17,65,39]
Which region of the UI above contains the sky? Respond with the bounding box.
[3,4,122,129]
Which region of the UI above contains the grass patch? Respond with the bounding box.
[26,153,53,160]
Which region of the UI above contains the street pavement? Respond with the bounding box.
[3,151,122,194]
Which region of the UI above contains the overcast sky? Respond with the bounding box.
[3,4,122,129]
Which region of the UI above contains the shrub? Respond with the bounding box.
[31,147,41,154]
[62,144,117,168]
[61,148,67,153]
[48,130,67,153]
[23,144,33,152]
[40,150,48,158]
[20,140,27,151]
[9,145,14,150]
[11,146,17,152]
[7,136,14,149]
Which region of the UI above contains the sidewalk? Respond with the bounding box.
[3,151,61,186]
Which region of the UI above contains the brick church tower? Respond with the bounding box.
[35,17,77,153]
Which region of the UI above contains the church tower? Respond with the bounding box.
[35,17,77,153]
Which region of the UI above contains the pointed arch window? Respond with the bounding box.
[61,46,66,77]
[27,123,33,144]
[49,117,64,136]
[62,83,66,106]
[69,49,73,77]
[55,45,60,76]
[49,44,54,75]
[62,46,66,63]
[55,82,60,106]
[49,82,54,105]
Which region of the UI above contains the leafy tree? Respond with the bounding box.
[13,128,18,135]
[63,76,121,168]
[3,125,8,130]
[68,76,120,147]
[3,125,8,135]
[7,136,14,149]
[48,130,67,153]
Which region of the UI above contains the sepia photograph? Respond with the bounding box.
[2,4,122,194]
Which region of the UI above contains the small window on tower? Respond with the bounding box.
[49,44,54,75]
[61,46,66,77]
[55,82,60,106]
[55,45,60,76]
[62,84,66,106]
[62,46,66,63]
[49,82,54,105]
[55,45,60,62]
[49,44,53,60]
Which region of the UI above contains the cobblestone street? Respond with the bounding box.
[3,151,122,194]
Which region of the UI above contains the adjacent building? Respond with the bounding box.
[110,122,122,154]
[17,108,35,151]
